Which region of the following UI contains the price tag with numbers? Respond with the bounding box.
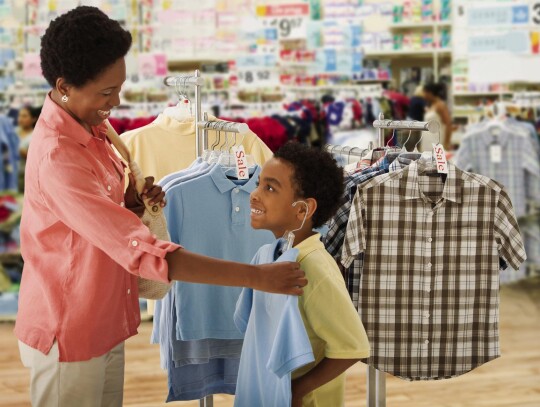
[237,68,279,88]
[262,16,308,40]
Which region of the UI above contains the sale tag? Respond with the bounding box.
[233,145,249,180]
[432,143,448,174]
[490,144,502,163]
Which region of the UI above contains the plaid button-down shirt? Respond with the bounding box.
[342,160,526,380]
[454,127,540,218]
[324,160,390,308]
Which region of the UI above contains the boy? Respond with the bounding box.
[249,142,370,406]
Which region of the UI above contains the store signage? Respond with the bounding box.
[467,3,529,26]
[258,3,310,40]
[138,53,168,78]
[256,4,309,17]
[468,31,530,54]
[236,68,279,88]
[236,54,277,68]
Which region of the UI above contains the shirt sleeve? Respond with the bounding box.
[163,185,184,244]
[38,146,180,283]
[494,187,527,270]
[267,295,315,378]
[341,190,366,268]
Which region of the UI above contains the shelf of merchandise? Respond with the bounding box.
[364,48,451,58]
[388,20,452,29]
[453,91,514,97]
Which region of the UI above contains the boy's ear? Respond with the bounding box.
[296,198,317,221]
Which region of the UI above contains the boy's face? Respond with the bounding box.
[250,158,300,238]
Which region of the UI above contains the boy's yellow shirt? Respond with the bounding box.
[293,233,370,407]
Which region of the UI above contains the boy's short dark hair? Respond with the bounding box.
[274,142,344,228]
[40,6,132,88]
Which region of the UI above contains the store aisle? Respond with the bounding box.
[1,279,539,407]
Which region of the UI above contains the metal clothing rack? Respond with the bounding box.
[327,113,436,407]
[163,71,251,407]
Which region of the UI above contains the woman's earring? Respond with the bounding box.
[61,95,69,103]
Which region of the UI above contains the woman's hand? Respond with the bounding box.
[124,174,166,217]
[253,263,307,295]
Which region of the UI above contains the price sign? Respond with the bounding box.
[258,3,310,40]
[262,16,308,39]
[237,68,279,88]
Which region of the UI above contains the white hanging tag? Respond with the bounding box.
[233,145,249,180]
[490,144,502,164]
[432,143,448,174]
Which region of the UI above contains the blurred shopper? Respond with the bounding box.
[422,82,452,151]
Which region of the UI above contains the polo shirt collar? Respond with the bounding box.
[399,160,463,204]
[295,233,323,262]
[209,164,261,194]
[41,93,109,147]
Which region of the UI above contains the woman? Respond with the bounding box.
[16,105,41,191]
[14,7,305,407]
[17,105,41,153]
[422,82,453,151]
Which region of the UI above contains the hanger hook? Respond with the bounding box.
[210,120,220,150]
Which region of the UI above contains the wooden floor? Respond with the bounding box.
[1,278,540,407]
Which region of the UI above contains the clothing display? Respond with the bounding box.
[234,241,313,407]
[145,120,274,401]
[455,119,540,280]
[342,160,526,380]
[120,113,273,184]
[5,3,540,407]
[163,165,274,341]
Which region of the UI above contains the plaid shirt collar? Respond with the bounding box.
[399,160,463,204]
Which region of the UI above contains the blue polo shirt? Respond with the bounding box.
[163,164,274,340]
[234,240,314,407]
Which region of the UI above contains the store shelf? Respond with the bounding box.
[364,48,451,58]
[453,91,513,97]
[389,20,452,29]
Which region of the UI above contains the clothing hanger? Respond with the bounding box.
[163,77,193,122]
[281,201,309,252]
[397,125,422,162]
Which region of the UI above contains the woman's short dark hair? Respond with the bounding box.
[40,6,132,88]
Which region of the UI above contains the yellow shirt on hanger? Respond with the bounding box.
[120,114,273,183]
[293,234,370,407]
